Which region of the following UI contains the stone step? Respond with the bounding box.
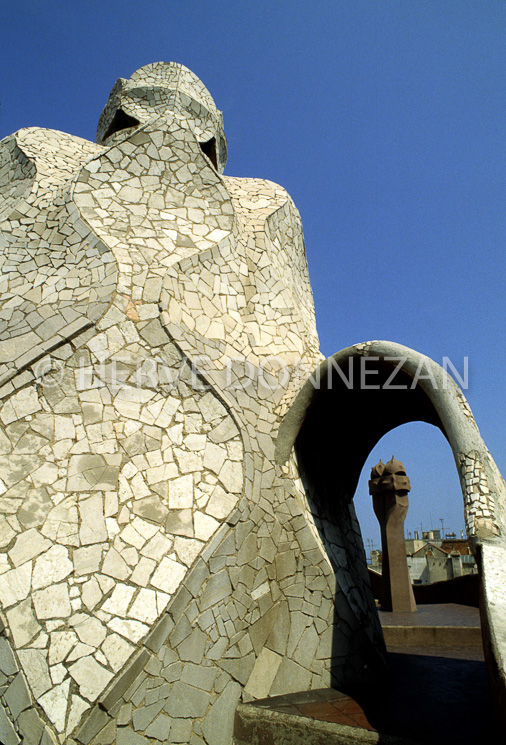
[378,601,482,648]
[381,623,482,647]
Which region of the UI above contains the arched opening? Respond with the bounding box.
[277,342,502,549]
[291,351,481,611]
[276,341,505,734]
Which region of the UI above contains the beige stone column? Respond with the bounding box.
[369,457,416,613]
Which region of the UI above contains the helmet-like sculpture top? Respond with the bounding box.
[96,61,227,172]
[369,456,411,494]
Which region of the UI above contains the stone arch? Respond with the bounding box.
[277,341,504,542]
[276,340,506,724]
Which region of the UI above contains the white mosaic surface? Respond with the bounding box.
[3,61,504,745]
[0,63,382,745]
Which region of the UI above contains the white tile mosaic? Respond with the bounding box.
[1,60,504,745]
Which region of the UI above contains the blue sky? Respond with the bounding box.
[1,0,504,549]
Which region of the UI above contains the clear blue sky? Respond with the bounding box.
[1,0,504,550]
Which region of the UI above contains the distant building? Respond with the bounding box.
[370,533,478,585]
